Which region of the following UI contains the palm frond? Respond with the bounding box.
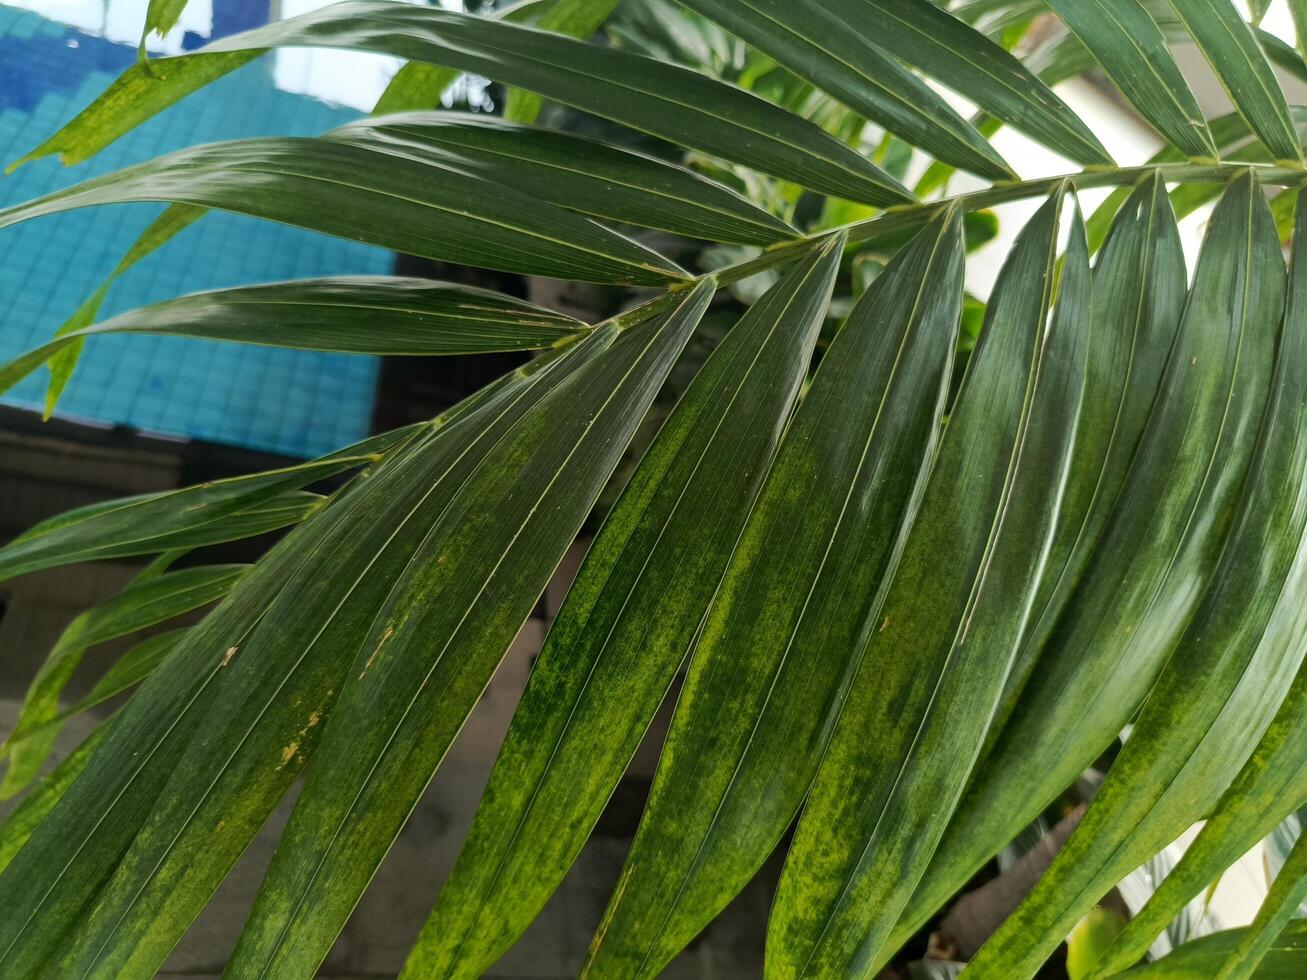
[2,1,1307,977]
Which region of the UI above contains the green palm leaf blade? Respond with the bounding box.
[899,170,1285,974]
[879,172,1188,966]
[1215,832,1307,980]
[0,565,248,799]
[987,173,1187,758]
[0,336,619,976]
[578,207,967,980]
[43,202,203,417]
[18,1,911,207]
[372,0,548,114]
[400,236,842,980]
[372,61,457,116]
[139,0,187,55]
[0,720,112,875]
[1164,0,1303,164]
[20,290,711,980]
[1256,25,1307,83]
[0,419,421,582]
[1292,0,1307,62]
[54,628,190,730]
[677,0,1014,180]
[767,190,1087,979]
[1087,671,1307,977]
[965,186,1307,979]
[1082,106,1307,252]
[1044,0,1216,159]
[504,0,620,123]
[954,0,1044,37]
[1083,110,1252,251]
[911,21,1098,199]
[0,276,587,398]
[9,47,262,170]
[203,284,712,980]
[1115,920,1307,977]
[0,452,371,582]
[149,490,322,552]
[0,139,687,288]
[825,0,1113,166]
[326,113,797,245]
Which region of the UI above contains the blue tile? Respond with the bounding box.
[0,3,390,458]
[6,14,37,40]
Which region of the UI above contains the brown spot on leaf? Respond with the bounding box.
[220,646,238,668]
[359,626,395,679]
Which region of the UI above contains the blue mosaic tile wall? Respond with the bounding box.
[0,2,390,458]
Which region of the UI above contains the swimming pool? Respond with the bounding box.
[0,2,392,458]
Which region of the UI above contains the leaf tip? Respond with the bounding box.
[5,152,38,175]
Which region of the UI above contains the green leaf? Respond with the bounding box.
[17,288,712,980]
[0,139,687,287]
[0,277,587,395]
[967,184,1307,978]
[1292,0,1307,63]
[372,0,549,114]
[678,0,1014,180]
[402,236,843,980]
[0,445,384,582]
[142,0,186,39]
[504,0,620,123]
[956,0,1044,39]
[372,62,461,116]
[769,190,1086,977]
[1118,920,1307,977]
[1164,0,1302,164]
[1081,107,1304,252]
[989,173,1187,760]
[825,0,1113,166]
[1215,832,1307,979]
[1088,670,1307,974]
[0,565,247,799]
[204,284,714,980]
[7,49,262,170]
[1044,0,1216,159]
[0,721,111,875]
[138,0,187,59]
[911,22,1095,198]
[327,113,797,245]
[19,1,912,206]
[583,207,965,978]
[1262,809,1307,889]
[0,349,594,976]
[906,171,1285,974]
[42,204,205,416]
[1257,24,1307,84]
[54,628,189,728]
[1067,908,1127,980]
[1273,188,1299,242]
[41,285,108,417]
